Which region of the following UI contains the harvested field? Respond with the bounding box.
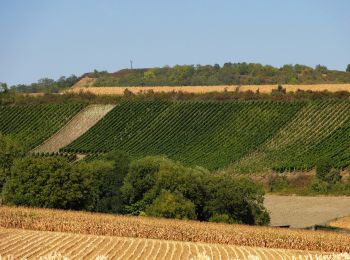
[1,206,350,253]
[0,228,347,260]
[264,195,350,228]
[31,104,115,153]
[67,79,350,95]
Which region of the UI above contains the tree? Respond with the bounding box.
[121,156,270,225]
[95,151,131,213]
[3,156,99,210]
[121,156,166,207]
[0,134,23,190]
[203,175,270,225]
[0,83,8,93]
[347,64,350,73]
[145,189,196,220]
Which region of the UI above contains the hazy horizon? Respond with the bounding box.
[1,0,349,85]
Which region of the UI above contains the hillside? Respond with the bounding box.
[62,100,302,169]
[62,100,350,172]
[0,104,85,150]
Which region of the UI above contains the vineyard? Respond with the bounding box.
[233,100,350,172]
[0,104,85,150]
[1,100,350,172]
[62,100,303,169]
[62,100,350,171]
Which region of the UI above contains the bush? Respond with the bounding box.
[209,214,235,224]
[316,159,332,181]
[310,179,329,193]
[315,159,341,185]
[145,190,196,220]
[268,175,290,192]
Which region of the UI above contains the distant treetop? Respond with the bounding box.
[91,63,350,87]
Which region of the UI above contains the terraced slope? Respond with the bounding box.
[1,228,344,260]
[0,104,85,150]
[32,104,115,153]
[63,101,303,169]
[234,100,350,172]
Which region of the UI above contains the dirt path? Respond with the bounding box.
[264,195,350,228]
[31,104,115,153]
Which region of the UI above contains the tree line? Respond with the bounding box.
[0,134,269,225]
[93,63,350,86]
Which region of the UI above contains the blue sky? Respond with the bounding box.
[1,0,349,85]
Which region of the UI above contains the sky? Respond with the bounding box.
[0,0,349,85]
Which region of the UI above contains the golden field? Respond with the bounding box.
[64,77,350,95]
[1,228,349,260]
[1,206,350,253]
[330,217,350,230]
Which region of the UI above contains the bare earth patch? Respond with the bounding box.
[264,195,350,228]
[31,104,115,153]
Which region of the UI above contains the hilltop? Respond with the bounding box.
[6,62,350,94]
[86,63,350,87]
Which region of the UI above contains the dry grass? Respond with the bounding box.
[67,78,350,95]
[0,228,349,260]
[1,206,350,253]
[329,217,350,230]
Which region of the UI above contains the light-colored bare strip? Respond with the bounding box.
[31,104,115,153]
[88,237,114,259]
[103,237,125,259]
[142,239,158,260]
[31,232,74,258]
[69,236,99,258]
[19,232,64,259]
[0,232,48,256]
[77,236,107,259]
[114,238,134,259]
[125,238,143,260]
[0,231,35,251]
